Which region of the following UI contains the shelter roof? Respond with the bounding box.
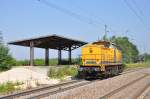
[8,34,87,51]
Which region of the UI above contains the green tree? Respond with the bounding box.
[143,53,150,62]
[110,36,139,63]
[0,32,3,44]
[0,33,15,71]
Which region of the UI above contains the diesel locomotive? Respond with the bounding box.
[79,40,124,78]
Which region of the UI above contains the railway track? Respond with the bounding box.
[121,67,146,75]
[99,73,150,99]
[0,68,147,99]
[0,80,84,99]
[28,68,149,99]
[25,80,94,99]
[0,79,94,99]
[136,83,150,99]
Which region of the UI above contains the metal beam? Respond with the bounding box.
[30,41,34,66]
[58,49,62,65]
[45,48,49,66]
[68,46,72,64]
[8,34,87,50]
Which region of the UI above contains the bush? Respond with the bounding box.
[67,66,78,77]
[0,33,15,71]
[48,66,78,79]
[48,66,58,78]
[0,45,15,71]
[0,81,22,94]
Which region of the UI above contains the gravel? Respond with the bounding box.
[43,68,150,99]
[108,75,150,99]
[0,67,60,89]
[138,86,150,99]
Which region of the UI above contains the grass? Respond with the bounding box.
[48,65,78,79]
[0,81,23,95]
[14,58,80,66]
[125,61,150,69]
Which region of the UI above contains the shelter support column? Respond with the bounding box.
[45,48,49,66]
[58,49,62,65]
[68,47,72,64]
[30,42,34,66]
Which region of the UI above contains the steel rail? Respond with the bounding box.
[0,68,147,99]
[135,82,150,99]
[99,74,150,99]
[0,80,81,99]
[26,80,94,99]
[121,67,146,75]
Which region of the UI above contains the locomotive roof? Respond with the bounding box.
[92,40,110,45]
[92,40,122,50]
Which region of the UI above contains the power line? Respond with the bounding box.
[64,0,106,24]
[37,0,123,36]
[37,0,105,28]
[131,0,143,16]
[64,0,118,34]
[123,0,150,31]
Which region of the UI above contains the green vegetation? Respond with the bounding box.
[143,53,150,62]
[126,61,150,69]
[48,66,78,79]
[0,81,22,94]
[0,33,15,71]
[110,36,150,69]
[110,36,139,63]
[14,58,80,66]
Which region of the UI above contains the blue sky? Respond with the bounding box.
[0,0,150,60]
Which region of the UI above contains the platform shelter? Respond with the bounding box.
[8,34,87,66]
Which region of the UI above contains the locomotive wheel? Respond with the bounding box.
[105,65,120,77]
[78,70,87,79]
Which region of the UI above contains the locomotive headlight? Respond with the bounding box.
[94,67,100,71]
[79,67,84,71]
